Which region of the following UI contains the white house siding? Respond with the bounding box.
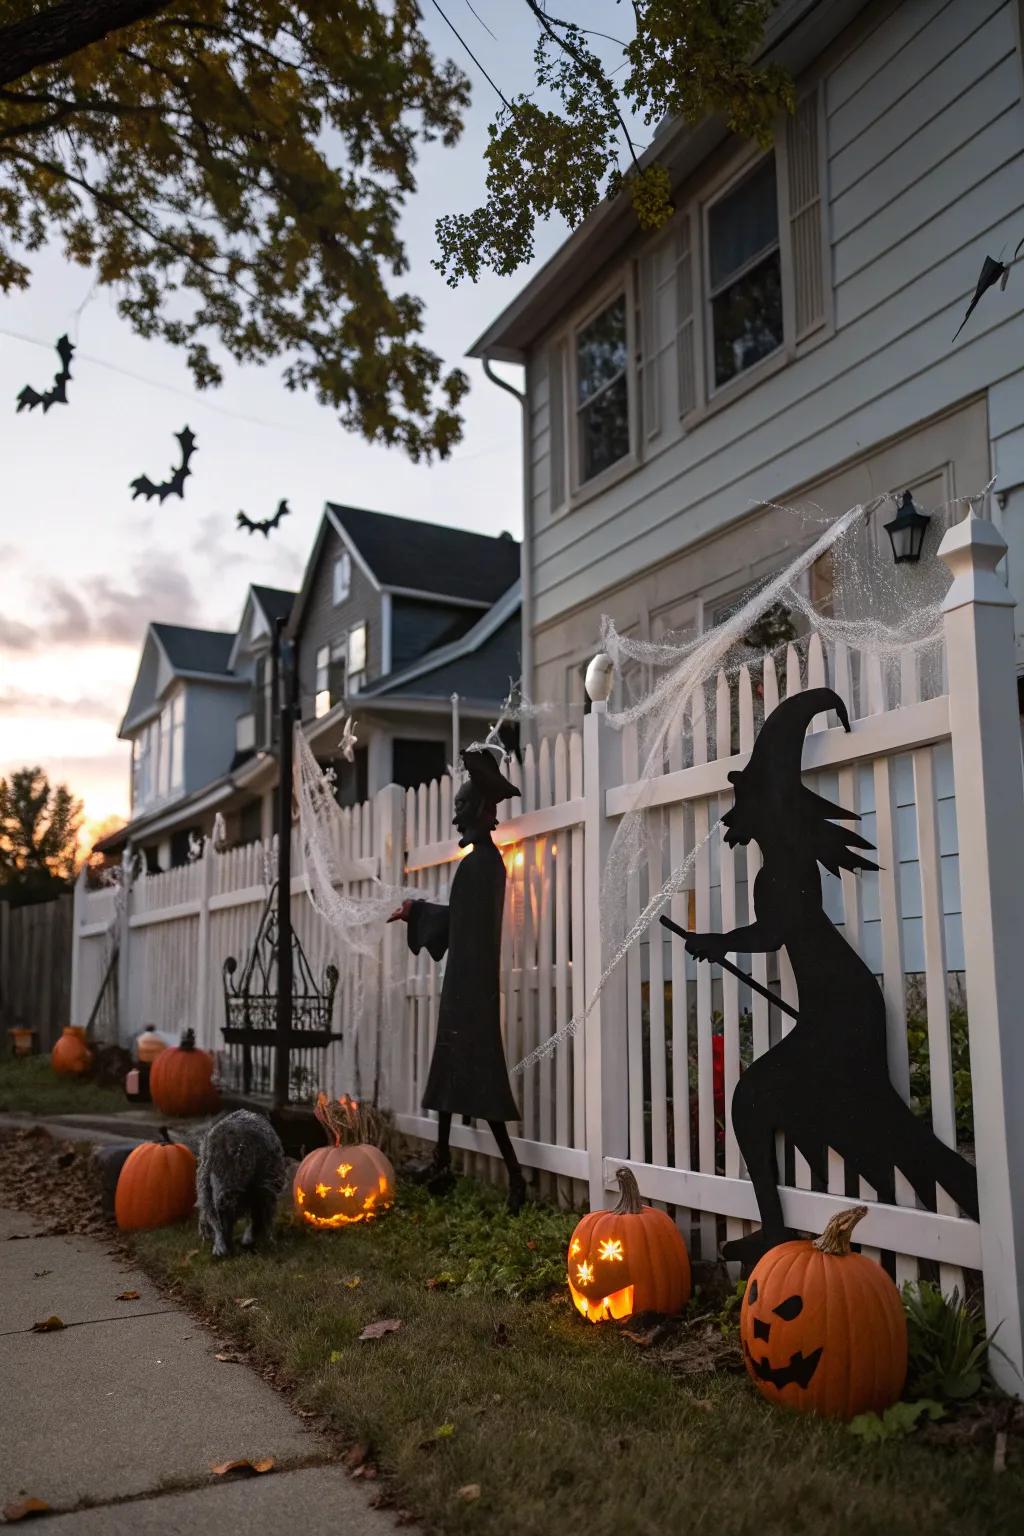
[527,0,1024,695]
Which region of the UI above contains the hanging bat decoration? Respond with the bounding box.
[131,427,197,502]
[953,237,1024,341]
[16,334,74,413]
[237,499,291,537]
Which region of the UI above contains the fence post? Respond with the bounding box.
[375,784,406,1112]
[939,509,1024,1394]
[69,867,86,1027]
[115,853,134,1045]
[582,667,628,1211]
[194,840,215,1049]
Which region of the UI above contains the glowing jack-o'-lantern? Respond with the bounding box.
[292,1093,395,1230]
[740,1204,907,1419]
[567,1167,691,1323]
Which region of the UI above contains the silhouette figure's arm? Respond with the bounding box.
[685,921,783,961]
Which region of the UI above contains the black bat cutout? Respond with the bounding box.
[237,499,291,537]
[17,334,74,413]
[131,427,197,503]
[743,1341,823,1391]
[953,236,1024,341]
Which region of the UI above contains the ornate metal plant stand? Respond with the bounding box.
[221,882,339,1105]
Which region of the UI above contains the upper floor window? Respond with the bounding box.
[333,551,351,606]
[348,622,367,685]
[314,644,331,719]
[706,154,783,391]
[575,294,631,484]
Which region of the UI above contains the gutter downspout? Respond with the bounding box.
[482,355,533,698]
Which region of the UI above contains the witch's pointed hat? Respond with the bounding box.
[462,746,520,804]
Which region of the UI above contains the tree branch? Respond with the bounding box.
[520,0,642,171]
[0,0,176,88]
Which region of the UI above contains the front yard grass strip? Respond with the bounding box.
[129,1176,1024,1536]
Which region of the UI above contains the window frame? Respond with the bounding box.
[565,269,640,506]
[333,551,352,606]
[314,643,331,719]
[347,621,367,686]
[702,148,785,402]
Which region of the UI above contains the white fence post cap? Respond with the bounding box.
[939,509,1014,613]
[585,652,615,703]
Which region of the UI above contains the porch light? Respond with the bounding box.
[884,491,930,564]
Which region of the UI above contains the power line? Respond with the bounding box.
[429,0,512,109]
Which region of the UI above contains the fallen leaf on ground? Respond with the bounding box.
[2,1497,51,1521]
[329,1349,343,1364]
[215,1351,244,1363]
[32,1270,52,1279]
[211,1457,276,1477]
[359,1318,402,1341]
[457,1484,481,1503]
[7,1233,32,1242]
[341,1275,361,1290]
[235,1297,258,1309]
[116,1290,140,1301]
[31,1316,65,1332]
[178,1248,200,1267]
[343,1443,371,1470]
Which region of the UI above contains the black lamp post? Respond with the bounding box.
[884,491,931,564]
[273,617,297,1108]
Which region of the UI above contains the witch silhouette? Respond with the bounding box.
[670,687,978,1266]
[389,746,525,1210]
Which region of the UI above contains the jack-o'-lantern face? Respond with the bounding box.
[293,1143,395,1230]
[739,1207,908,1420]
[566,1169,690,1325]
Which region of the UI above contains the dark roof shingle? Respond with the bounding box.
[152,623,234,675]
[251,585,296,627]
[328,504,520,604]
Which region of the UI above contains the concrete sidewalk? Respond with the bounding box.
[0,1207,395,1534]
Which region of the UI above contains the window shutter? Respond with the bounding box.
[639,251,660,440]
[675,214,696,417]
[548,341,567,511]
[787,90,826,340]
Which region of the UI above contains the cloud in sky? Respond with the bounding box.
[7,549,202,653]
[0,687,119,720]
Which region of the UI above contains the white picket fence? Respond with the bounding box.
[70,512,1024,1391]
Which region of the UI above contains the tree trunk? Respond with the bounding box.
[0,0,174,88]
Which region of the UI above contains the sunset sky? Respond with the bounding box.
[0,6,601,839]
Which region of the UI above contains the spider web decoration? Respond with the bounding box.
[513,481,992,1073]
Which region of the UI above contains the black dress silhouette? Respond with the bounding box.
[407,835,520,1123]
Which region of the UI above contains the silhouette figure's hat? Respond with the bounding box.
[461,746,520,804]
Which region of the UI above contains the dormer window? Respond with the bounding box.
[333,551,351,605]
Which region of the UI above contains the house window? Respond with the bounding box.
[706,155,783,391]
[156,710,170,799]
[333,551,351,606]
[575,293,631,484]
[314,644,331,719]
[348,622,367,685]
[169,692,185,793]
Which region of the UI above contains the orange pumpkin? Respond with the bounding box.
[51,1025,93,1077]
[567,1167,691,1323]
[115,1132,197,1231]
[293,1093,395,1230]
[149,1028,219,1117]
[740,1204,907,1419]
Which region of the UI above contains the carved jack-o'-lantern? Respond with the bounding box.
[740,1204,907,1419]
[293,1093,395,1230]
[567,1167,691,1323]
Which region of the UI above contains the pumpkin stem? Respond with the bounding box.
[612,1167,644,1216]
[159,1126,172,1144]
[179,1028,196,1052]
[813,1204,868,1256]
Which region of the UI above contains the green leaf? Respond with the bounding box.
[849,1400,945,1443]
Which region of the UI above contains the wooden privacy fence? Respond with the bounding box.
[69,511,1024,1391]
[1,894,72,1052]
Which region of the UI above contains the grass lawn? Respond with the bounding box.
[129,1177,1024,1536]
[0,1052,128,1116]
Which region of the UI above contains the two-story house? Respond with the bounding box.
[289,503,522,798]
[470,0,1024,710]
[96,509,522,870]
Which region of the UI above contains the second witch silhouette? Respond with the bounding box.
[389,746,526,1211]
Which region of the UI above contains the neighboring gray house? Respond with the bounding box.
[96,508,522,868]
[290,503,522,800]
[99,586,296,870]
[470,0,1024,708]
